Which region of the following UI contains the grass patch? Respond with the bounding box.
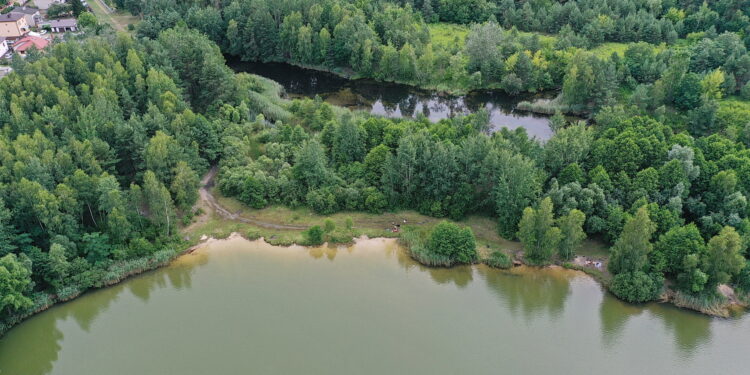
[88,0,139,32]
[484,251,512,269]
[428,23,469,47]
[669,290,731,317]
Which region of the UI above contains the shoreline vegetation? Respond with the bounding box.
[5,0,750,340]
[2,174,743,338]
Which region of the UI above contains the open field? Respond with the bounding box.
[88,0,138,32]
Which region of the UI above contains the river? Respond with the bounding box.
[227,60,557,140]
[1,236,748,375]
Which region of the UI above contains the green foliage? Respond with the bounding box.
[558,209,587,261]
[518,198,562,265]
[0,254,33,319]
[485,251,512,269]
[610,271,663,303]
[425,221,477,265]
[703,227,745,287]
[324,219,336,233]
[609,206,656,275]
[303,226,325,246]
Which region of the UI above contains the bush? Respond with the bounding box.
[610,271,663,303]
[324,219,336,233]
[485,251,512,269]
[303,225,324,245]
[423,221,477,266]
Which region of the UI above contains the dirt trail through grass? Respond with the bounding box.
[197,167,308,231]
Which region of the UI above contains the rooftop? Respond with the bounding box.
[0,13,25,22]
[47,18,78,28]
[11,7,41,15]
[13,35,49,53]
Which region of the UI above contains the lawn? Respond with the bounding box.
[88,0,139,32]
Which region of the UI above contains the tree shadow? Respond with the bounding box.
[477,266,572,321]
[598,292,644,347]
[0,311,64,375]
[650,303,712,356]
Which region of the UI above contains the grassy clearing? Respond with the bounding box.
[89,0,139,32]
[590,42,630,57]
[203,187,607,260]
[428,23,469,47]
[428,23,557,49]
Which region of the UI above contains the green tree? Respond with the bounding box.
[495,151,541,239]
[608,206,656,275]
[46,243,70,291]
[170,162,199,210]
[652,224,706,275]
[293,139,330,191]
[0,254,33,319]
[332,119,365,165]
[558,209,586,261]
[518,198,562,265]
[143,171,176,237]
[703,226,745,287]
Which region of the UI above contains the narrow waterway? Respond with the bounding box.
[228,60,558,140]
[1,237,748,375]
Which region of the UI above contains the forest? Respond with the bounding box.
[2,0,750,332]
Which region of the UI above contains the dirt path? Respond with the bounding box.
[188,167,307,232]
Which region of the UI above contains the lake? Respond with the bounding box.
[228,60,557,140]
[1,236,748,375]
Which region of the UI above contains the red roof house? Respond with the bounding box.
[13,35,49,56]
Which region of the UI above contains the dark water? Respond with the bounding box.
[2,237,749,375]
[228,60,556,140]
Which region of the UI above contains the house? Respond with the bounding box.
[32,0,65,10]
[12,34,49,56]
[0,37,8,57]
[10,7,42,28]
[47,18,77,33]
[0,13,29,38]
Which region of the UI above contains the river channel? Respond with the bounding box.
[228,60,557,140]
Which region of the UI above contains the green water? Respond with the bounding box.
[1,237,749,375]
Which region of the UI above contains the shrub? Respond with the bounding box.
[610,271,663,303]
[425,221,477,265]
[324,219,336,233]
[303,225,324,245]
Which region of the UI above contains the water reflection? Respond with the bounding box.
[227,60,556,140]
[599,292,644,347]
[477,265,571,320]
[1,238,741,375]
[651,304,712,355]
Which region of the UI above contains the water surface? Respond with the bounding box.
[1,237,748,375]
[228,60,557,140]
